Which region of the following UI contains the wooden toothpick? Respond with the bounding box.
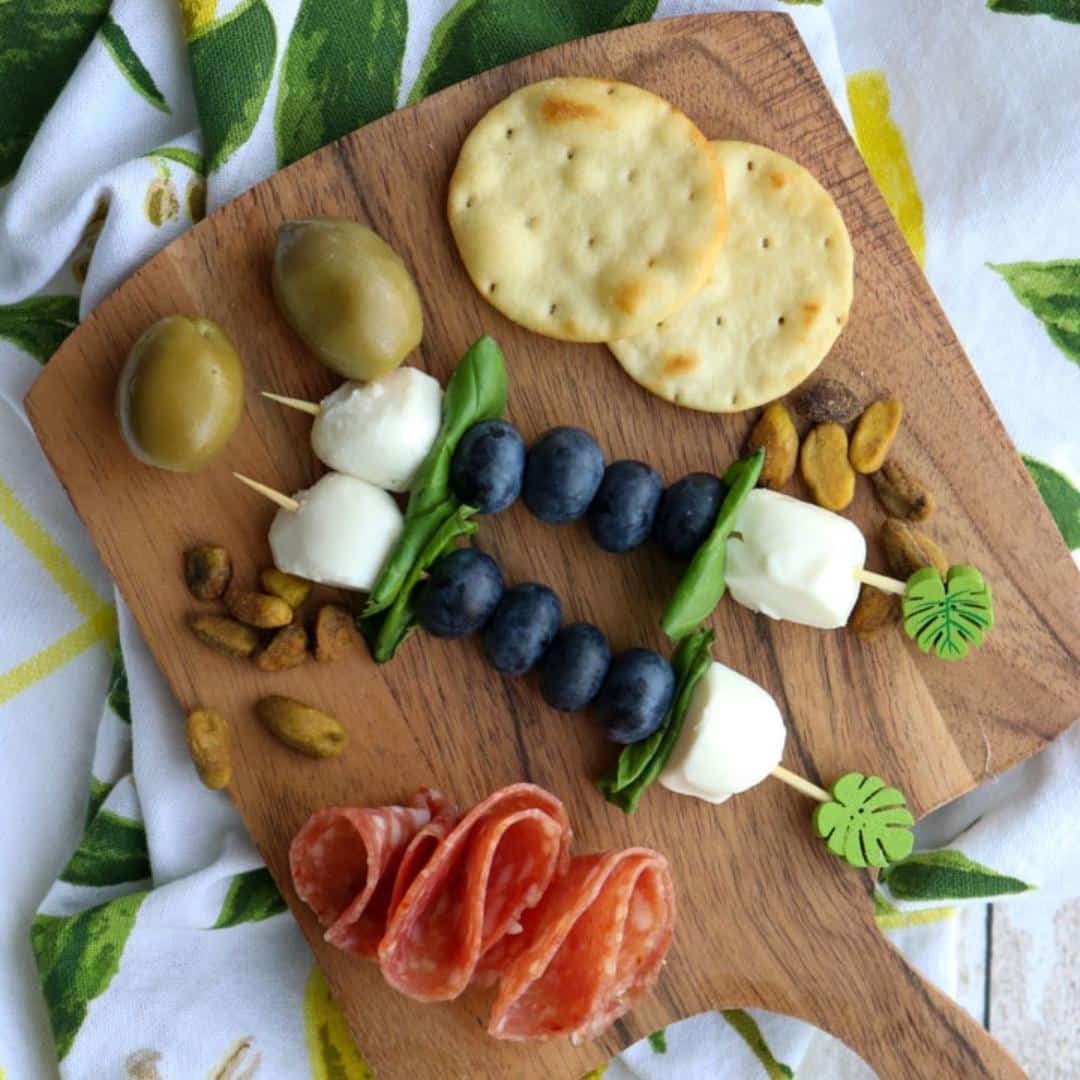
[233,472,300,513]
[770,765,831,803]
[261,391,320,416]
[854,568,907,596]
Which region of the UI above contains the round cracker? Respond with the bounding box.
[448,78,726,342]
[609,140,854,412]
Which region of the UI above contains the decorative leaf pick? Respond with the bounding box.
[901,564,994,661]
[812,772,915,869]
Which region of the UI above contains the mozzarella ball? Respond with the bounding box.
[660,661,786,804]
[725,488,866,630]
[311,367,442,492]
[269,472,403,591]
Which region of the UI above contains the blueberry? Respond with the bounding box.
[523,427,604,524]
[450,420,525,514]
[587,460,663,553]
[593,648,676,744]
[652,472,727,561]
[483,583,562,676]
[415,548,503,638]
[539,623,611,711]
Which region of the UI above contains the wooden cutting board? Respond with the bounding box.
[26,13,1077,1079]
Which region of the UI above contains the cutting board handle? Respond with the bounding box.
[817,916,1026,1079]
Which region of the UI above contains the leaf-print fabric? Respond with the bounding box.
[100,16,170,113]
[186,0,276,172]
[0,2,1077,1078]
[990,260,1080,366]
[31,892,148,1060]
[987,0,1080,23]
[275,0,407,167]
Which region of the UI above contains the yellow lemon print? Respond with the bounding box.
[179,0,218,37]
[847,70,926,267]
[304,965,374,1080]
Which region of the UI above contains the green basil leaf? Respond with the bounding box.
[365,336,506,615]
[370,504,478,662]
[597,628,714,813]
[661,449,764,641]
[275,0,407,168]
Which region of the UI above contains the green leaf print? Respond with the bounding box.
[0,0,110,186]
[275,0,408,168]
[99,16,169,114]
[212,868,286,928]
[880,849,1033,901]
[107,645,131,724]
[1023,455,1080,549]
[150,146,206,175]
[0,296,79,365]
[409,0,658,103]
[989,260,1080,365]
[987,0,1080,23]
[59,809,150,887]
[721,1010,794,1079]
[647,1029,668,1053]
[31,891,147,1060]
[86,776,115,827]
[782,0,824,5]
[188,0,277,172]
[304,964,375,1080]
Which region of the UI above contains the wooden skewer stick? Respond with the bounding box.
[770,765,831,804]
[854,567,907,596]
[261,390,320,416]
[233,472,300,513]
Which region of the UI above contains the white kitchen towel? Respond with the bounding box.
[0,1,1077,1077]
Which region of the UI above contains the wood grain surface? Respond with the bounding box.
[26,14,1077,1080]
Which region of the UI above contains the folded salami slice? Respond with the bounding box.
[290,789,453,957]
[487,847,674,1041]
[378,783,571,1002]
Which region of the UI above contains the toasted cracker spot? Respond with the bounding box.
[613,277,646,315]
[663,352,699,376]
[448,77,726,341]
[541,94,602,124]
[609,139,854,412]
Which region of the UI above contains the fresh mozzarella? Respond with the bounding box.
[725,488,865,630]
[269,472,403,591]
[659,661,786,805]
[311,367,443,492]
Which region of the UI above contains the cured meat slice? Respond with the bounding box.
[387,796,461,917]
[378,783,571,1002]
[290,789,450,957]
[487,847,674,1041]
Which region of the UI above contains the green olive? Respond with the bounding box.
[272,219,423,381]
[117,316,245,472]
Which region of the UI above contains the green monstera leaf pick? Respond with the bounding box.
[902,564,994,661]
[813,772,915,869]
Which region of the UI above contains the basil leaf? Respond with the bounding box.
[365,336,506,616]
[368,505,478,662]
[661,449,764,642]
[597,628,714,813]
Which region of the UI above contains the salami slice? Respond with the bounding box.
[378,783,571,1002]
[487,847,674,1041]
[290,789,450,957]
